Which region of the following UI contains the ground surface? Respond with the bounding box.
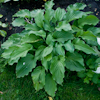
[0,66,100,100]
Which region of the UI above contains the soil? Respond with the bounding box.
[0,0,100,42]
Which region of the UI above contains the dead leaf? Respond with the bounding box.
[43,0,47,2]
[5,18,7,21]
[91,83,93,85]
[98,87,100,91]
[94,8,97,12]
[9,26,12,30]
[19,8,21,11]
[96,13,98,15]
[0,91,3,94]
[42,5,44,7]
[48,96,53,100]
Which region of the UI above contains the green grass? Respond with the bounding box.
[0,66,100,100]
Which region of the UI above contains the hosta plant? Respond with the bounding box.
[1,0,100,97]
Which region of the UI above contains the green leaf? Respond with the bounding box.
[55,7,66,21]
[50,56,65,84]
[86,57,96,66]
[3,0,19,3]
[84,77,91,84]
[0,56,8,73]
[53,30,74,43]
[96,58,100,63]
[77,71,86,78]
[44,53,52,61]
[72,25,81,32]
[44,9,54,22]
[44,21,55,32]
[41,53,52,71]
[21,34,41,44]
[0,21,7,28]
[67,3,86,11]
[0,0,4,3]
[24,23,40,31]
[66,52,84,66]
[64,40,74,53]
[45,0,54,10]
[87,70,94,78]
[0,14,3,18]
[4,0,10,3]
[51,17,57,25]
[87,27,100,36]
[44,73,57,97]
[0,21,2,26]
[73,38,96,54]
[13,9,30,18]
[0,30,7,37]
[1,39,13,49]
[1,33,22,49]
[55,43,65,56]
[46,34,53,45]
[8,33,22,42]
[42,59,48,71]
[2,44,33,65]
[55,21,72,31]
[31,66,45,91]
[29,30,46,38]
[18,30,30,36]
[13,0,19,1]
[2,23,8,27]
[77,31,96,41]
[42,46,53,57]
[92,74,100,84]
[35,45,46,60]
[78,15,99,28]
[34,10,44,28]
[64,11,87,22]
[65,52,85,72]
[86,40,98,46]
[30,9,41,18]
[10,44,32,65]
[2,46,17,59]
[11,43,32,60]
[12,18,26,27]
[65,59,85,72]
[16,54,37,78]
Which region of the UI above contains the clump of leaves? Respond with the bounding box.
[1,0,100,97]
[0,14,7,37]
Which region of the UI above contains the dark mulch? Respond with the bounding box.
[0,0,100,41]
[0,0,45,41]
